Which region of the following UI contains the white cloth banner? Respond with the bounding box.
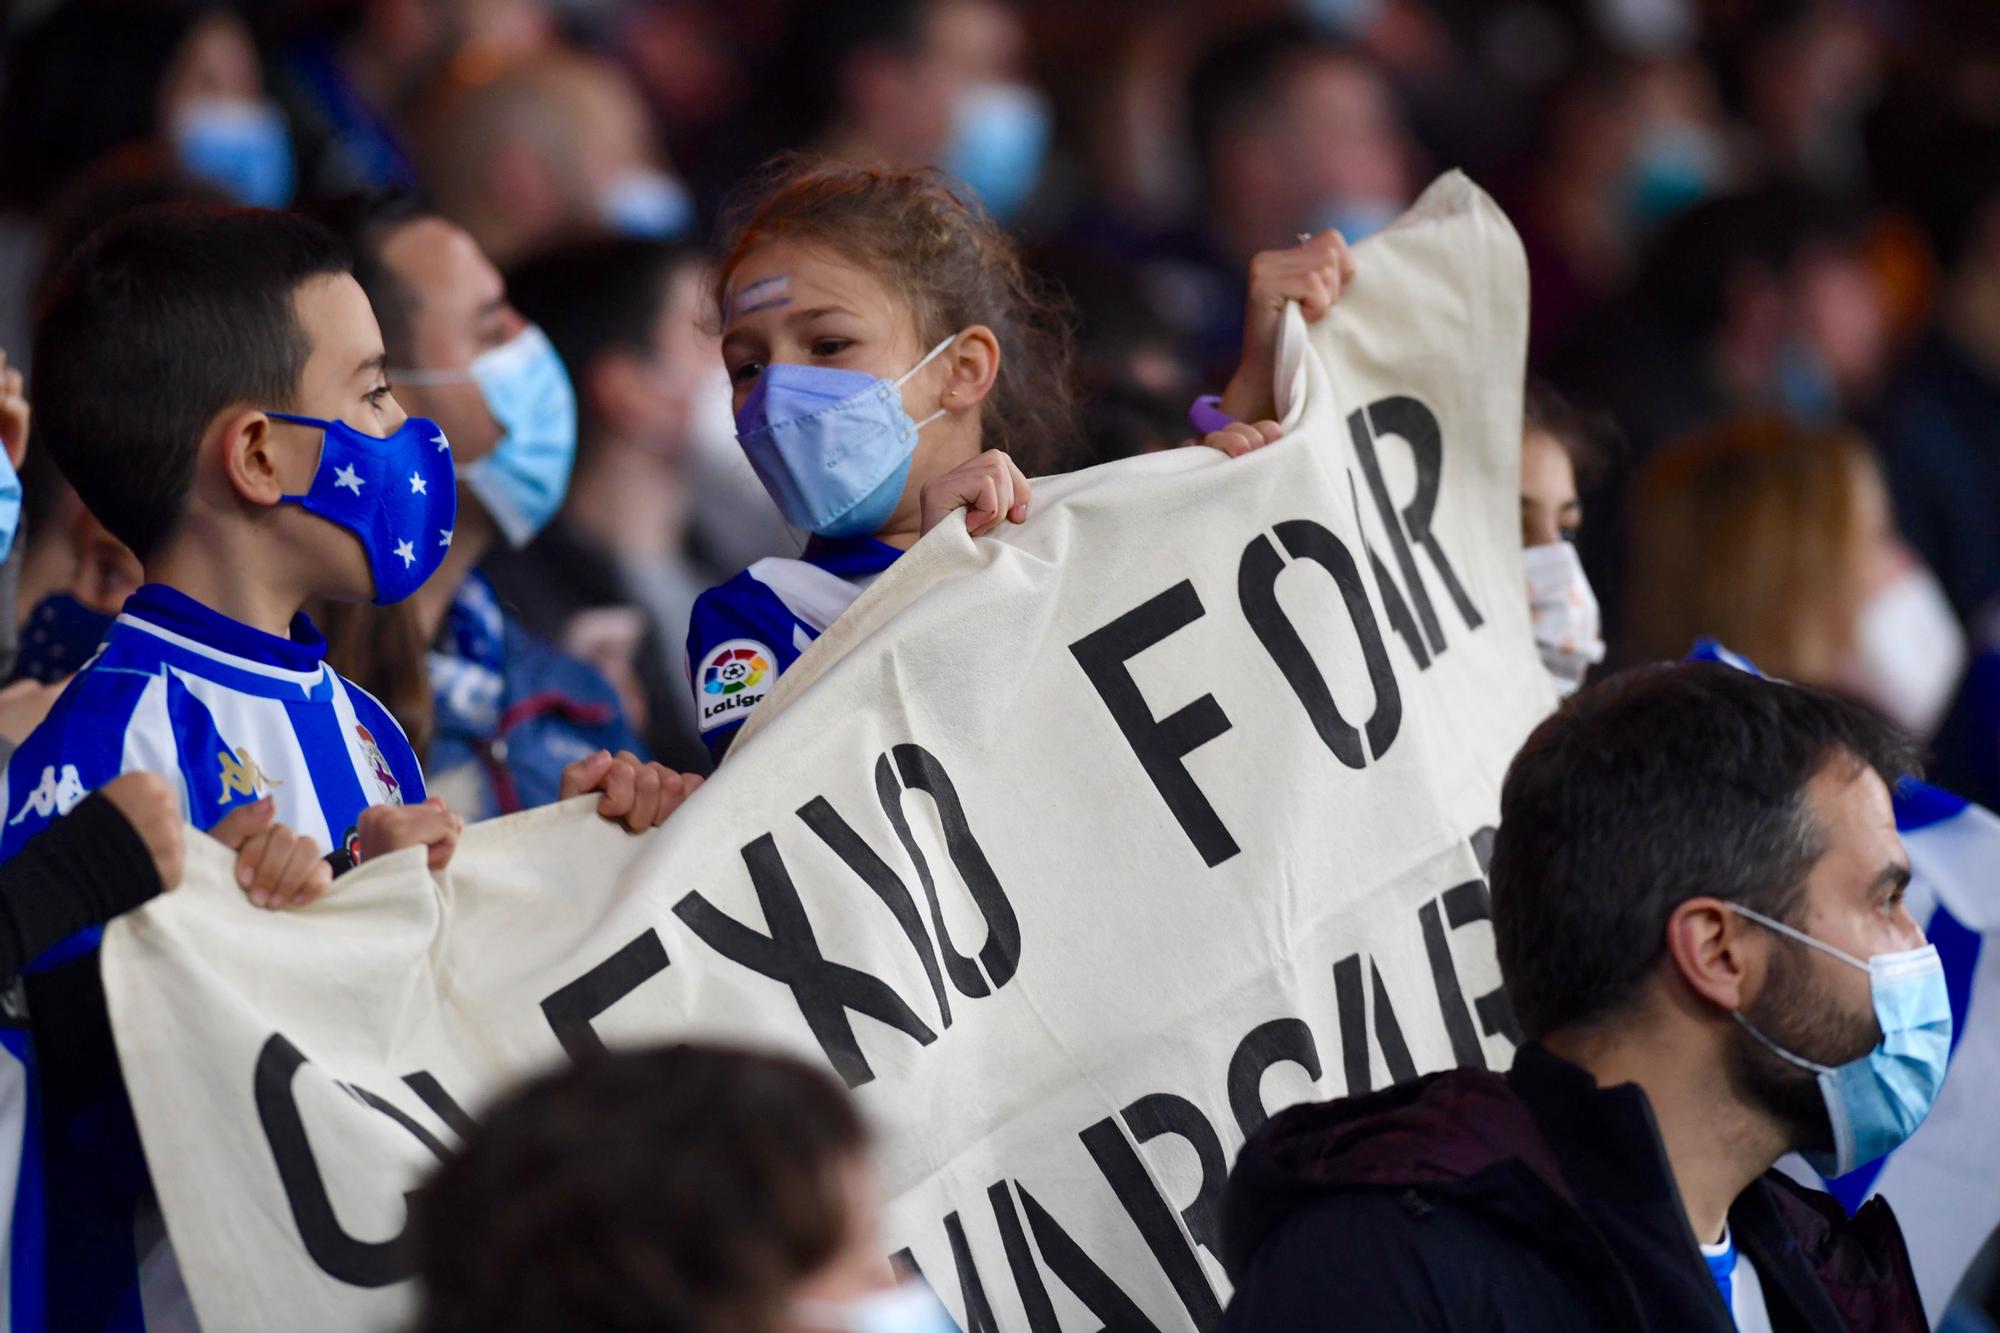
[101,172,1556,1332]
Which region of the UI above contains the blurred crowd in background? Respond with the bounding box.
[4,0,2000,793]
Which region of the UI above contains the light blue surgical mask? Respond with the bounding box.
[1309,195,1403,244]
[944,82,1051,223]
[0,446,21,566]
[1730,903,1952,1177]
[1621,122,1725,229]
[172,97,296,209]
[793,1282,958,1333]
[1773,337,1841,427]
[734,333,956,539]
[600,167,693,240]
[395,325,579,547]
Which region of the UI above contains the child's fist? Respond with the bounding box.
[1223,230,1357,425]
[211,799,332,910]
[1185,419,1284,458]
[357,797,463,872]
[560,750,701,833]
[100,772,185,895]
[920,449,1033,537]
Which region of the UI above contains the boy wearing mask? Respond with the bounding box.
[312,192,668,818]
[18,205,693,1329]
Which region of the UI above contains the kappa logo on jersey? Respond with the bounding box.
[354,722,404,805]
[697,639,775,732]
[217,747,282,804]
[7,762,86,826]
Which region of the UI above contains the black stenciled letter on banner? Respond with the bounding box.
[1348,396,1482,654]
[255,1033,451,1287]
[1238,519,1402,768]
[1070,581,1238,868]
[1080,1094,1228,1329]
[675,835,937,1088]
[879,743,1021,994]
[1227,1016,1323,1139]
[540,928,672,1060]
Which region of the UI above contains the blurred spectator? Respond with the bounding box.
[0,0,293,213]
[414,1044,954,1333]
[1155,19,1414,379]
[309,193,643,817]
[0,0,292,364]
[413,50,692,268]
[1521,380,1611,696]
[1872,133,2000,626]
[274,0,554,198]
[1029,240,1193,468]
[1559,185,1892,647]
[1627,415,1965,739]
[487,237,728,772]
[758,0,1050,221]
[1714,0,1882,193]
[1515,49,1735,359]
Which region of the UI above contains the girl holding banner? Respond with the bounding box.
[687,157,1355,762]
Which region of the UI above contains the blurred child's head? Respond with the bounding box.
[33,205,404,603]
[713,157,1075,538]
[414,1044,899,1333]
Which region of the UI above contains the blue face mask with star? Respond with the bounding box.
[268,412,458,604]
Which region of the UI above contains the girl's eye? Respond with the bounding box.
[366,384,393,406]
[1558,525,1581,544]
[729,360,764,385]
[810,338,852,357]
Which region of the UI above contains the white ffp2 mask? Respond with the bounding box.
[1523,541,1606,696]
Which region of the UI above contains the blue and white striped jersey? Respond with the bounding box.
[0,582,426,1332]
[685,536,901,763]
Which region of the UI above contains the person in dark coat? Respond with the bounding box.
[1222,662,1937,1332]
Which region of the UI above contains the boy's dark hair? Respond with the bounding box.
[306,192,437,357]
[414,1044,866,1333]
[32,205,351,559]
[1491,662,1918,1042]
[507,236,696,435]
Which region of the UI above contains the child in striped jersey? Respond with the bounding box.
[11,206,698,1331]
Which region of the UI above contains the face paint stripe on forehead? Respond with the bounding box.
[728,274,792,319]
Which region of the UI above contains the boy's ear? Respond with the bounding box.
[943,325,1002,413]
[214,407,289,508]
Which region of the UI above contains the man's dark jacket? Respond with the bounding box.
[1219,1044,1927,1331]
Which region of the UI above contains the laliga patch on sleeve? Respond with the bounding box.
[696,638,777,732]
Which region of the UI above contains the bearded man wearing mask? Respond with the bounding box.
[307,192,645,820]
[1223,662,1937,1331]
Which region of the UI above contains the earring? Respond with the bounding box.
[946,388,959,399]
